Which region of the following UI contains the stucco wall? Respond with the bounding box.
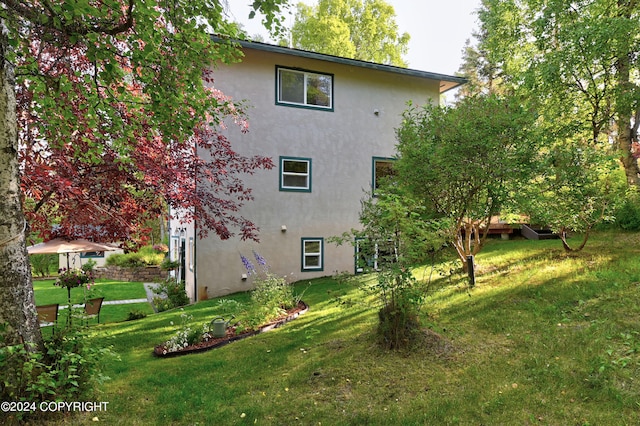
[185,47,442,300]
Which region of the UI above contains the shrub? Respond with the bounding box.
[0,322,117,423]
[241,252,297,323]
[152,277,190,312]
[126,310,147,321]
[615,188,640,231]
[81,258,97,273]
[374,269,423,350]
[106,246,165,267]
[329,184,448,350]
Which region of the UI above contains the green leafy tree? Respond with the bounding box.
[287,0,410,66]
[0,0,287,357]
[472,0,640,185]
[395,95,538,271]
[518,138,626,251]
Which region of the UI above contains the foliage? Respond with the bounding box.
[331,184,449,349]
[395,94,538,269]
[286,0,410,66]
[81,258,97,274]
[126,310,147,322]
[243,251,297,323]
[469,0,640,186]
[160,311,204,355]
[4,1,287,247]
[54,267,94,291]
[106,246,164,267]
[0,322,117,423]
[152,277,190,313]
[152,244,168,254]
[1,0,288,357]
[517,138,626,251]
[160,258,181,271]
[158,253,300,353]
[29,254,58,278]
[614,187,640,231]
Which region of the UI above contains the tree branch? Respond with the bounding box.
[4,0,136,36]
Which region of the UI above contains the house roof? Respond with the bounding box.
[221,38,467,94]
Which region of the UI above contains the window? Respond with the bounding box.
[355,239,397,273]
[188,237,194,272]
[372,157,396,191]
[277,67,333,110]
[80,251,105,258]
[280,156,311,192]
[301,238,324,271]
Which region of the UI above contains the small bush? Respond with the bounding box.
[126,310,147,321]
[241,252,297,323]
[152,277,190,312]
[81,258,97,273]
[615,189,640,231]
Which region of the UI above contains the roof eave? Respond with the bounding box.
[213,37,467,94]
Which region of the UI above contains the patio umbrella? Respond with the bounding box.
[27,238,118,268]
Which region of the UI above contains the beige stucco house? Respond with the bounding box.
[169,40,465,301]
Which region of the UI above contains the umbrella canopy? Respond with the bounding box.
[27,238,118,255]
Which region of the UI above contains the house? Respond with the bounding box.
[169,40,465,301]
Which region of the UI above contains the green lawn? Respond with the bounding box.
[53,231,640,425]
[33,279,154,325]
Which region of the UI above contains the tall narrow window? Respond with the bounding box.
[277,67,333,110]
[188,237,194,272]
[301,238,324,271]
[280,157,311,192]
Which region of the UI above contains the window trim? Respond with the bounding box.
[301,237,324,272]
[372,156,396,193]
[276,66,334,111]
[279,156,312,192]
[80,251,105,259]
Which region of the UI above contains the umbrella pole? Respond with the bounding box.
[67,286,72,327]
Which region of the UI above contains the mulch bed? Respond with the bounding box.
[153,301,308,358]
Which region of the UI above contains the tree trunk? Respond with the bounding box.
[0,26,43,351]
[615,0,640,187]
[618,113,639,187]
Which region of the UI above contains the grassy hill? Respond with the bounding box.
[59,231,640,425]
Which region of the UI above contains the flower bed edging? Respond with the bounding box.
[153,301,309,358]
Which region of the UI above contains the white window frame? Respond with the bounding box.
[301,238,324,271]
[280,156,311,192]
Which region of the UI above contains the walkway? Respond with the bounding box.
[60,282,160,309]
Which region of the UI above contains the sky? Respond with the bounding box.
[225,0,483,77]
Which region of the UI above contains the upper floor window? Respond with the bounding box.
[280,156,312,192]
[277,67,333,110]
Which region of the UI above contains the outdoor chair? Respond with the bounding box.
[84,297,104,324]
[36,303,59,332]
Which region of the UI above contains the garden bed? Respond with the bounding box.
[153,301,308,357]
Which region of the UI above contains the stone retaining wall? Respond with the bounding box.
[93,266,167,282]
